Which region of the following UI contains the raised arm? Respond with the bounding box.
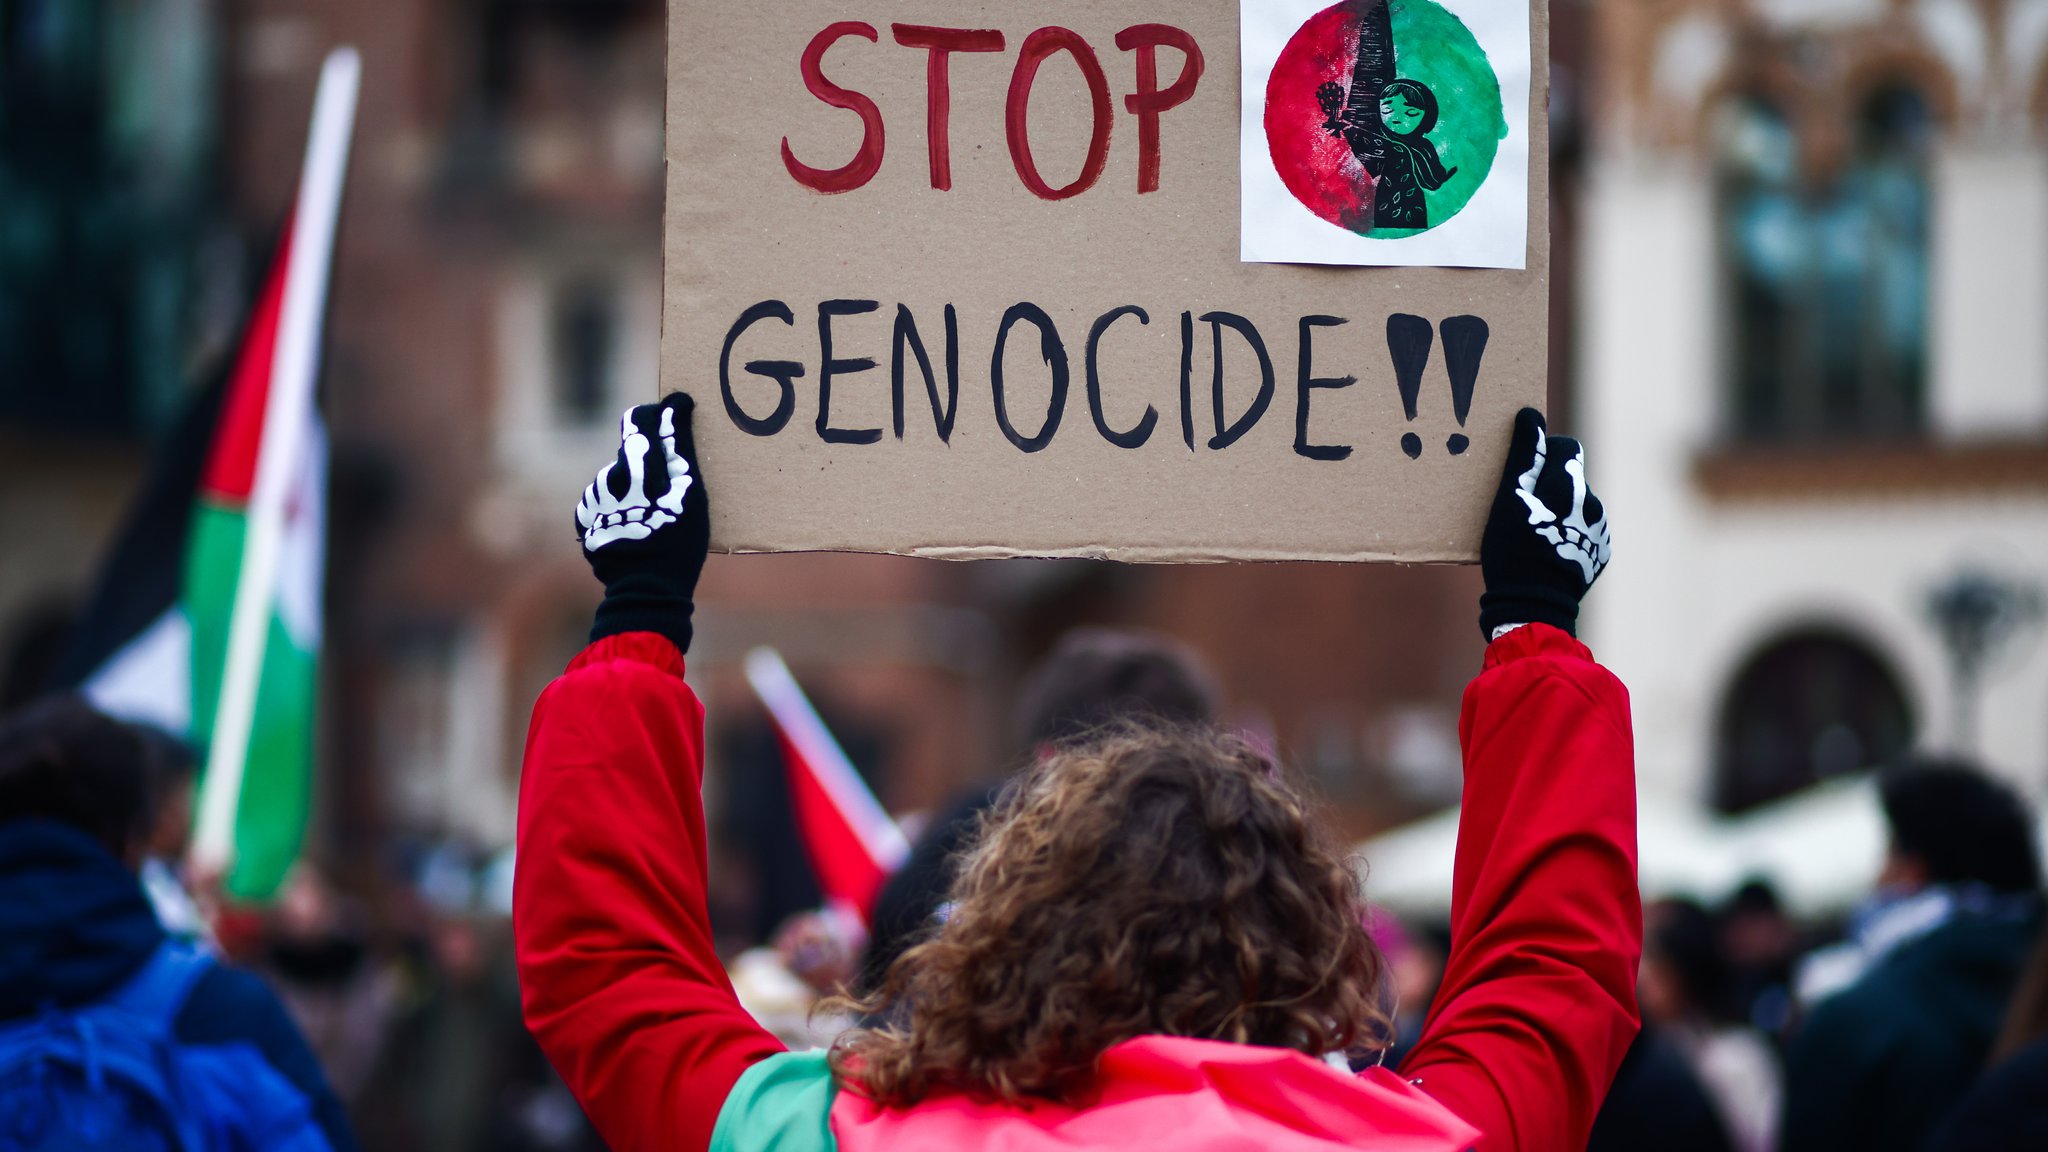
[514,396,783,1152]
[1397,409,1641,1151]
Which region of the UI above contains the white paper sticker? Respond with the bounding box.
[1241,0,1532,268]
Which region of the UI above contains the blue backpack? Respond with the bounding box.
[0,942,333,1152]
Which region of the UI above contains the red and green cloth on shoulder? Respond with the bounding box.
[514,625,1641,1152]
[713,1037,1478,1152]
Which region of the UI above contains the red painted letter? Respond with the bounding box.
[782,22,884,194]
[1005,27,1113,201]
[892,24,1005,191]
[1116,24,1203,194]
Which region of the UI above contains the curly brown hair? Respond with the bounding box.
[826,724,1388,1108]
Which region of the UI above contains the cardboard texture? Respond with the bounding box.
[661,1,1550,562]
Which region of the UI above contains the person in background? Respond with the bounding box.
[1718,879,1799,1048]
[853,626,1223,994]
[1780,761,2043,1152]
[1931,925,2048,1151]
[130,722,214,946]
[1589,900,1741,1152]
[260,865,400,1103]
[513,397,1640,1152]
[770,631,1221,1006]
[1641,898,1782,1152]
[0,695,356,1151]
[770,902,867,1006]
[1587,1029,1736,1152]
[1371,911,1449,1069]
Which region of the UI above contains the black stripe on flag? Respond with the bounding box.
[44,369,229,692]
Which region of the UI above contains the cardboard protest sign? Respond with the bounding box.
[661,0,1548,562]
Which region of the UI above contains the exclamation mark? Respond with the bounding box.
[1385,313,1433,459]
[1439,315,1488,456]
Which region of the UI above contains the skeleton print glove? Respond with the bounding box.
[1478,407,1613,639]
[578,393,710,654]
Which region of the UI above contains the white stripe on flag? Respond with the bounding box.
[274,419,328,649]
[743,647,911,871]
[83,609,193,735]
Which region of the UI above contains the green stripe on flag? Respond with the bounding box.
[186,501,318,900]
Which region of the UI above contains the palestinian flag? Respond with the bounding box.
[48,50,358,901]
[50,232,326,900]
[743,648,909,922]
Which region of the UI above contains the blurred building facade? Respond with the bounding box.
[17,0,2044,931]
[1583,0,2048,810]
[0,0,235,719]
[1,0,1485,936]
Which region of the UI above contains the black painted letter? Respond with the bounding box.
[1201,311,1274,450]
[1085,306,1157,449]
[990,303,1068,453]
[817,299,882,445]
[1178,310,1196,450]
[891,304,961,443]
[1295,315,1355,461]
[721,300,802,436]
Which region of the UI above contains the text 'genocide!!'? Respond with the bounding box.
[719,301,1493,461]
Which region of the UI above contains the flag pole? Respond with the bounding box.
[191,48,360,876]
[743,647,911,871]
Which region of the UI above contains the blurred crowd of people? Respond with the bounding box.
[1583,761,2046,1152]
[729,637,2048,1152]
[226,850,599,1152]
[0,696,600,1152]
[741,770,2043,1152]
[4,625,2045,1150]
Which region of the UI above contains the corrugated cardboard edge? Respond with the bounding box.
[715,543,1472,564]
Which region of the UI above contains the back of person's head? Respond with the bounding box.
[1012,628,1221,753]
[831,724,1384,1107]
[131,723,198,800]
[131,723,201,859]
[0,694,153,859]
[1645,898,1727,1021]
[1879,759,2041,895]
[1724,878,1783,920]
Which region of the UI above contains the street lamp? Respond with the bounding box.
[1924,568,2044,753]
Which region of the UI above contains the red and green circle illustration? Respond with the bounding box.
[1264,0,1506,239]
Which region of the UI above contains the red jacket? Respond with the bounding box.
[514,624,1640,1152]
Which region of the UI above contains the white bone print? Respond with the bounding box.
[577,406,694,550]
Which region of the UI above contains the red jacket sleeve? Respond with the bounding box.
[1397,624,1642,1152]
[514,632,784,1152]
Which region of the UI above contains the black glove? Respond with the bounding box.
[576,393,710,654]
[1478,407,1613,639]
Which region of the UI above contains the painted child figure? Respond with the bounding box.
[514,397,1636,1152]
[1318,77,1458,231]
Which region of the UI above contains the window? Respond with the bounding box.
[550,278,617,426]
[493,262,655,484]
[447,0,661,194]
[1718,86,1932,442]
[1714,629,1916,813]
[0,0,221,433]
[379,629,458,831]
